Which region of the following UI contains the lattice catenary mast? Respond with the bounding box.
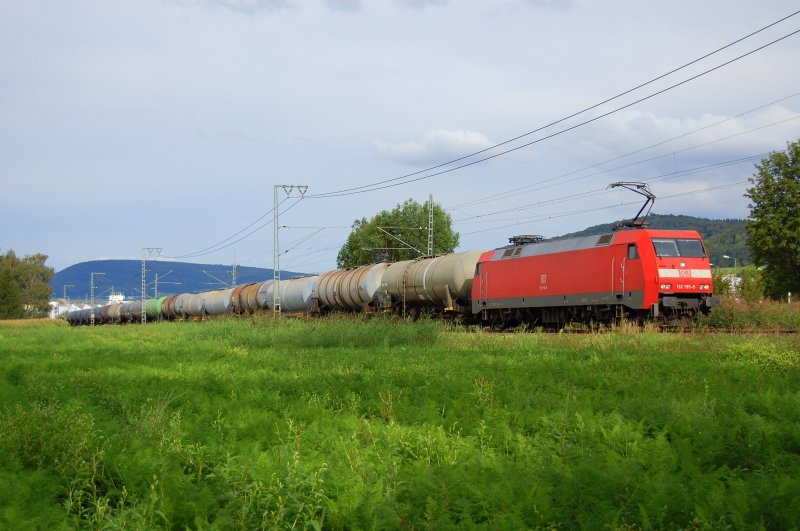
[273,185,307,314]
[141,248,162,323]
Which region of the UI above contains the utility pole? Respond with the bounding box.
[90,272,105,326]
[141,247,162,324]
[427,193,434,256]
[232,252,237,287]
[63,284,74,302]
[273,184,308,314]
[153,270,176,298]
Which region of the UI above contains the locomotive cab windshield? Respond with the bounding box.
[651,238,706,258]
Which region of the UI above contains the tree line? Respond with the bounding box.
[0,250,54,319]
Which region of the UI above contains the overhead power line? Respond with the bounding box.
[157,10,800,261]
[448,90,800,211]
[165,197,301,259]
[460,181,749,236]
[453,151,768,224]
[452,112,800,218]
[306,11,800,199]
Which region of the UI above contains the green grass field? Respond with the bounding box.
[1,316,799,529]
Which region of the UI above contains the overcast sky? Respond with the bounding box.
[2,0,799,276]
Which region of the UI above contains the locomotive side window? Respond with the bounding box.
[651,238,705,258]
[627,244,638,259]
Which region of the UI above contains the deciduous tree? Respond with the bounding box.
[745,140,800,299]
[0,266,23,319]
[337,199,459,268]
[0,249,55,317]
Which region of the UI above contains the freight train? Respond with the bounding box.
[67,226,719,328]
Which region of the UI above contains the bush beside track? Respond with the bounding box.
[696,296,800,333]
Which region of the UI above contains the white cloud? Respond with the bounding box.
[372,129,495,165]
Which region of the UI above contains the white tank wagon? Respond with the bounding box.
[174,293,193,319]
[316,262,391,312]
[381,251,483,311]
[258,276,318,313]
[204,288,235,316]
[256,280,275,309]
[183,293,205,318]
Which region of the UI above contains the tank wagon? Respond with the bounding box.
[317,263,390,312]
[382,251,483,315]
[66,229,719,328]
[260,276,318,314]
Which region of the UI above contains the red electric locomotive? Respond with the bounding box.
[471,228,719,326]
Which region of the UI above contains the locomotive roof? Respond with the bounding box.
[492,233,614,261]
[490,228,704,261]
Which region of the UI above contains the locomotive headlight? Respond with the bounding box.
[660,283,671,290]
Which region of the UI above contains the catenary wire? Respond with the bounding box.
[160,13,800,260]
[460,182,749,236]
[164,197,302,259]
[451,112,800,220]
[306,27,800,199]
[305,13,800,198]
[447,90,800,211]
[453,152,768,223]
